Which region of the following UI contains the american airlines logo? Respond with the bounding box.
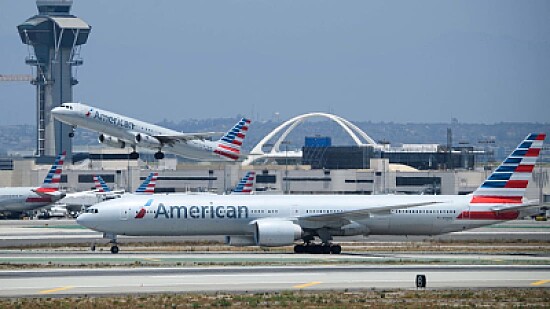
[152,203,249,219]
[93,111,135,130]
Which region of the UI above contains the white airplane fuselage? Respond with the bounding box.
[60,191,122,213]
[78,194,528,237]
[52,103,225,161]
[0,187,57,212]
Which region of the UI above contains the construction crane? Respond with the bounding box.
[0,74,33,82]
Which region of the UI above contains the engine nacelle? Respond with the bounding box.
[224,235,256,247]
[98,134,126,149]
[254,220,302,247]
[135,133,162,148]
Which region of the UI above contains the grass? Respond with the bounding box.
[1,289,549,308]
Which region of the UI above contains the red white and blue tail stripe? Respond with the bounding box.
[470,133,546,204]
[93,175,111,193]
[232,171,255,194]
[135,172,158,195]
[34,151,66,195]
[214,118,251,161]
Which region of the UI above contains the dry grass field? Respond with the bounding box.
[1,288,549,308]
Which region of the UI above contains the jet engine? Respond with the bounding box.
[135,133,162,148]
[98,134,126,149]
[254,220,302,247]
[224,235,256,247]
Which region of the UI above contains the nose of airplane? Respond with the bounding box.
[76,213,95,229]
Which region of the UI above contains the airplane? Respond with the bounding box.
[0,152,66,217]
[51,103,251,161]
[231,171,255,194]
[93,172,158,195]
[77,133,546,255]
[60,172,159,215]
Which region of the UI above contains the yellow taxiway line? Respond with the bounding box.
[293,281,322,289]
[39,286,74,294]
[531,280,550,286]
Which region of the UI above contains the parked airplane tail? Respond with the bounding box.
[470,133,546,205]
[93,175,111,193]
[214,118,251,160]
[135,172,158,195]
[232,171,256,194]
[34,151,66,195]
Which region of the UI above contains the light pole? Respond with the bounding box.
[281,141,292,194]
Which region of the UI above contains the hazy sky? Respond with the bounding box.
[1,1,549,125]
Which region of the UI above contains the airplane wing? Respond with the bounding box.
[490,200,541,212]
[32,188,66,199]
[154,132,224,144]
[299,201,441,223]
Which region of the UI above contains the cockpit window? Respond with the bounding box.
[85,208,99,214]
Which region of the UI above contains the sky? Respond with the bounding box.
[0,0,549,125]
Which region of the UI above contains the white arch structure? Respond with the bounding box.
[242,112,378,165]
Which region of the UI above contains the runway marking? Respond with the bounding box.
[293,281,322,289]
[39,286,74,294]
[531,280,550,286]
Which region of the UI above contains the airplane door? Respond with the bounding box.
[120,207,130,221]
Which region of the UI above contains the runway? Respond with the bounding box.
[0,265,549,297]
[0,219,548,298]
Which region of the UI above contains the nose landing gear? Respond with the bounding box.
[103,232,120,254]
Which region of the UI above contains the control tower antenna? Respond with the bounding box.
[17,0,91,159]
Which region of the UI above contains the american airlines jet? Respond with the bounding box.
[52,103,251,161]
[0,152,66,216]
[231,171,256,194]
[61,172,159,214]
[77,134,546,254]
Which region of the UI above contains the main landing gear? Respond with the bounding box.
[154,151,165,160]
[294,229,341,254]
[293,243,342,254]
[129,151,140,160]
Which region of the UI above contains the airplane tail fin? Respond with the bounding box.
[93,175,111,193]
[214,118,251,160]
[471,133,546,205]
[34,151,66,196]
[232,171,256,194]
[135,172,158,194]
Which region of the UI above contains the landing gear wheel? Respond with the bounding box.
[330,244,342,254]
[90,244,96,252]
[129,151,139,160]
[110,245,119,254]
[294,244,305,254]
[68,132,74,138]
[154,151,165,160]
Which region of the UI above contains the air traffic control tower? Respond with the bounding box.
[17,0,91,160]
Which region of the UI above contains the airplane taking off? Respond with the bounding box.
[0,152,66,216]
[77,134,546,254]
[52,103,251,161]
